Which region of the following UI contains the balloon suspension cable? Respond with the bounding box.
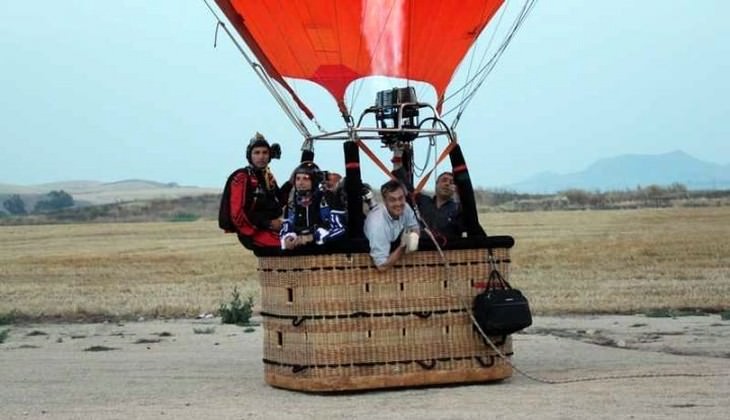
[444,0,534,111]
[411,113,454,178]
[444,0,539,130]
[202,0,315,139]
[456,0,510,113]
[411,136,436,178]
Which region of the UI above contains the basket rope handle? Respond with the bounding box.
[474,355,495,368]
[416,359,437,370]
[292,365,308,373]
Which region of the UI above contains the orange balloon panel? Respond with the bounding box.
[216,0,504,108]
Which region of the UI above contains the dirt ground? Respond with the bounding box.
[2,315,729,420]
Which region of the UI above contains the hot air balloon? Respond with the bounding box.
[203,0,537,391]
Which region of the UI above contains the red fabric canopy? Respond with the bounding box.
[215,0,504,114]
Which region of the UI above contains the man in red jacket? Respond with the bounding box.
[229,133,283,249]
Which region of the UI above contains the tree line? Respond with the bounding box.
[3,183,728,222]
[2,190,75,215]
[473,183,730,211]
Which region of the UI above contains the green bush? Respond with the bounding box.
[34,190,75,213]
[219,287,254,325]
[0,329,9,343]
[0,311,17,325]
[3,194,27,215]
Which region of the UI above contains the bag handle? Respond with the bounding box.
[487,248,513,290]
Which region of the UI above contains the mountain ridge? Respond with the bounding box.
[2,151,729,205]
[507,150,730,193]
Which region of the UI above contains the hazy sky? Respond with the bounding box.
[1,1,728,189]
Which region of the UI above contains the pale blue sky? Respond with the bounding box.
[1,1,728,189]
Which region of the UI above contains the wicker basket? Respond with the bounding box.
[258,246,513,391]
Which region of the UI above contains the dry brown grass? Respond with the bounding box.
[0,207,728,320]
[0,222,257,320]
[483,207,730,314]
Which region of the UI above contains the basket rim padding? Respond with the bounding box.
[251,234,514,257]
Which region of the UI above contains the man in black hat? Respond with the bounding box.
[227,132,283,249]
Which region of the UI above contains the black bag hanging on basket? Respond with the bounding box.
[473,250,532,336]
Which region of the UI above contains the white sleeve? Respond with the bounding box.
[364,212,390,266]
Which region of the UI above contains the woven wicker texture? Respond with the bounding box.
[259,248,510,316]
[264,357,512,392]
[258,247,513,391]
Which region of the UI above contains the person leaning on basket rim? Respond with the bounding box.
[364,179,420,271]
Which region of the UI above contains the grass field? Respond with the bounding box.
[0,207,728,321]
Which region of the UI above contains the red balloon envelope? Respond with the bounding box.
[215,0,504,115]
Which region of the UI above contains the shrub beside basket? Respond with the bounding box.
[219,287,254,325]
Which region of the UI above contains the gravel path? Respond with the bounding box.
[2,315,728,419]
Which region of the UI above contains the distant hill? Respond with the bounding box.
[0,179,220,207]
[507,151,730,193]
